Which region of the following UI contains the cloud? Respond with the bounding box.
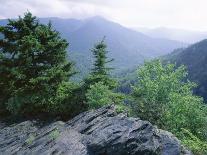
[0,0,207,31]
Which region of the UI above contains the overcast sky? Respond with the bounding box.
[0,0,207,31]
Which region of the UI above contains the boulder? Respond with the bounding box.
[0,105,192,155]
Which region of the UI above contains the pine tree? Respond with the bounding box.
[85,39,116,89]
[82,39,124,109]
[0,12,74,116]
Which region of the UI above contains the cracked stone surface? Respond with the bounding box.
[0,105,192,155]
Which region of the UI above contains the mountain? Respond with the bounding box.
[166,39,207,101]
[0,16,186,79]
[135,27,207,43]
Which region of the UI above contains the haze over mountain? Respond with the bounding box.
[135,27,207,43]
[0,16,186,78]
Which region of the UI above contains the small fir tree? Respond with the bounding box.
[85,39,116,89]
[83,39,125,110]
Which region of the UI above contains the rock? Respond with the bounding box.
[0,105,192,155]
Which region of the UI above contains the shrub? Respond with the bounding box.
[178,128,207,155]
[86,82,124,109]
[86,82,113,109]
[132,59,207,152]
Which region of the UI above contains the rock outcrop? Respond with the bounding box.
[0,105,192,155]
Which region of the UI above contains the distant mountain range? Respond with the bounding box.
[0,16,187,78]
[165,39,207,101]
[118,39,207,101]
[1,16,207,99]
[135,27,207,43]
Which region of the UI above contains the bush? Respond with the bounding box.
[132,59,207,152]
[86,82,113,109]
[86,82,124,109]
[132,59,191,127]
[178,128,207,155]
[165,92,207,139]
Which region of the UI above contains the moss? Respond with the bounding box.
[49,129,60,140]
[25,134,35,145]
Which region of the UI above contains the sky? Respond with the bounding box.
[0,0,207,31]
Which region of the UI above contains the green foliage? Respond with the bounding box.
[115,104,130,114]
[132,60,190,126]
[86,82,124,109]
[91,39,113,74]
[84,39,116,90]
[165,92,207,139]
[132,59,207,152]
[84,40,126,110]
[0,12,76,117]
[49,129,60,140]
[25,134,35,145]
[86,82,112,109]
[178,128,207,155]
[165,40,207,101]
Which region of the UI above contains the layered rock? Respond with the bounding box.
[0,105,192,155]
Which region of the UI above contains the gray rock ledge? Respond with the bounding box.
[0,105,192,155]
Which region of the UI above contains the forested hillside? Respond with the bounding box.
[166,39,207,101]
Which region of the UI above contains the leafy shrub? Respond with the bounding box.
[132,59,207,152]
[178,128,207,155]
[86,82,114,109]
[165,92,207,139]
[132,60,192,127]
[86,82,124,109]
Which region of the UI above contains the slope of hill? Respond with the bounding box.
[135,27,207,43]
[166,39,207,101]
[0,16,186,79]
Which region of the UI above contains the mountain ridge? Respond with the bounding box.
[0,16,187,79]
[135,27,207,43]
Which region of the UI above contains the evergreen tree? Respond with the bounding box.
[82,39,125,109]
[85,39,116,89]
[0,12,74,116]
